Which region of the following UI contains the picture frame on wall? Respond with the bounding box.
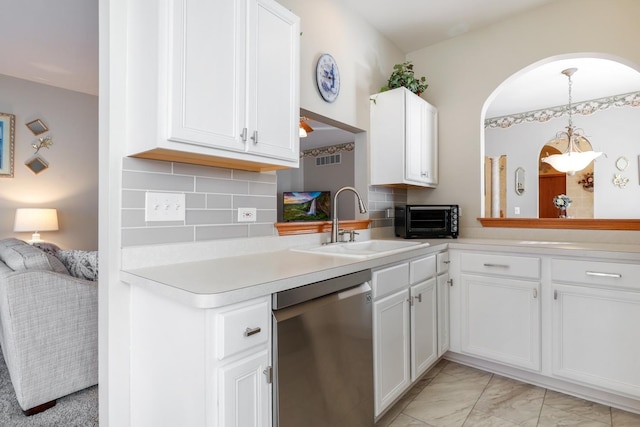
[25,118,48,136]
[0,112,15,178]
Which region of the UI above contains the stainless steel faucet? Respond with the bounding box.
[331,186,368,243]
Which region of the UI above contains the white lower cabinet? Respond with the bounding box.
[219,349,270,427]
[460,274,540,371]
[411,278,438,380]
[373,253,442,417]
[436,271,450,357]
[449,249,640,411]
[436,252,450,357]
[551,259,640,399]
[457,252,541,371]
[373,288,411,414]
[130,286,271,427]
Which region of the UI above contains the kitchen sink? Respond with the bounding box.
[290,239,429,259]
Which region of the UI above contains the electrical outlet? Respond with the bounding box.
[238,207,257,222]
[145,192,186,222]
[514,207,521,215]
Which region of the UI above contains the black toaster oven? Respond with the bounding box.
[395,205,459,238]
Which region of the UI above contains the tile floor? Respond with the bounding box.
[376,360,640,427]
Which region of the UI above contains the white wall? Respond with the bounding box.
[0,75,98,249]
[406,0,640,242]
[276,0,405,131]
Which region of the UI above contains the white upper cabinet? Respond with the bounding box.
[370,87,438,187]
[127,0,300,172]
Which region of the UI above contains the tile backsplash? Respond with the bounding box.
[121,157,277,247]
[367,186,407,229]
[121,157,405,247]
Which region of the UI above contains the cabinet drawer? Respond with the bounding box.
[216,299,270,360]
[460,253,540,280]
[436,251,450,274]
[552,259,640,291]
[372,262,410,299]
[410,255,436,284]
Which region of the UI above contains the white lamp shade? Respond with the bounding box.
[542,150,602,175]
[14,208,59,232]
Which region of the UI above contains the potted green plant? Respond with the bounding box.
[380,61,428,95]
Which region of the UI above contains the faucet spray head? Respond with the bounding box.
[357,199,368,214]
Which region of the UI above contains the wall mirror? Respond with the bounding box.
[482,55,640,230]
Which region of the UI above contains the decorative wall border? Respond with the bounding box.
[300,142,355,158]
[485,91,640,129]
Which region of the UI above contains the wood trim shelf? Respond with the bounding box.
[275,219,372,236]
[478,218,640,231]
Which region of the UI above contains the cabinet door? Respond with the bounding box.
[169,0,246,151]
[373,289,411,416]
[552,284,640,398]
[247,0,299,162]
[411,278,438,380]
[437,272,450,357]
[461,274,540,371]
[219,349,270,427]
[405,94,437,186]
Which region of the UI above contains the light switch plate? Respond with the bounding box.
[238,207,257,222]
[145,192,186,222]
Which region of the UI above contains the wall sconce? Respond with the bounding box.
[514,167,525,195]
[13,208,59,243]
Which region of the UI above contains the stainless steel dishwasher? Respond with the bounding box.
[272,269,373,426]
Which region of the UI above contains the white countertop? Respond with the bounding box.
[121,237,640,309]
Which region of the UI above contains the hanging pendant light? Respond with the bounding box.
[299,117,313,138]
[541,68,602,176]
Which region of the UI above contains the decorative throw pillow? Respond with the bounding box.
[55,250,99,281]
[0,243,69,274]
[32,241,62,257]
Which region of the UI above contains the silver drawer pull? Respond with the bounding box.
[245,327,262,337]
[483,263,509,268]
[443,260,451,264]
[586,271,622,278]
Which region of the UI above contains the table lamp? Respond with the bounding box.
[13,208,59,243]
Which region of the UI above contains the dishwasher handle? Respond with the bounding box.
[272,269,371,310]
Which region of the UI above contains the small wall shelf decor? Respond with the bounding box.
[25,119,48,136]
[0,112,15,178]
[25,155,49,175]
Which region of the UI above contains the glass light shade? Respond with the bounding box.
[13,208,59,242]
[542,150,602,175]
[299,126,307,138]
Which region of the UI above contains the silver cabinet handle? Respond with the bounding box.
[251,130,258,144]
[443,260,451,264]
[414,293,423,303]
[245,327,262,337]
[483,263,509,268]
[533,288,538,299]
[447,278,453,287]
[241,127,248,143]
[586,271,622,278]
